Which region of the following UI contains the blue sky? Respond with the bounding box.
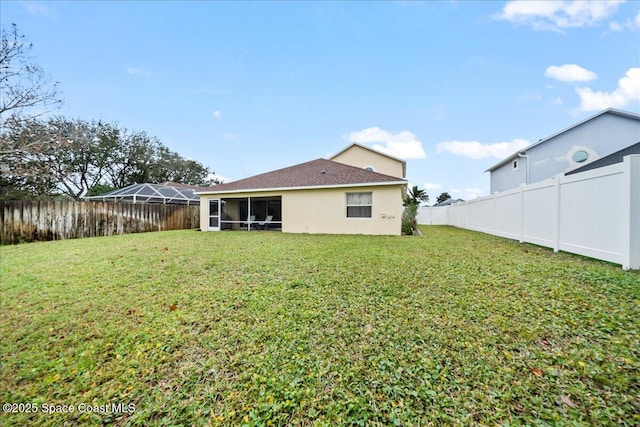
[2,0,639,201]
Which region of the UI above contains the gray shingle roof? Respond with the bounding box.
[196,158,406,194]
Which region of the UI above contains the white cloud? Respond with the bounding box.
[576,67,640,111]
[437,139,530,160]
[346,127,427,159]
[609,21,624,31]
[496,0,625,31]
[127,67,151,77]
[213,110,222,119]
[450,188,485,200]
[223,132,237,140]
[545,64,597,82]
[24,2,54,16]
[423,182,442,191]
[609,11,640,31]
[206,173,229,184]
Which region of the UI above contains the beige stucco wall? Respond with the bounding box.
[331,145,405,178]
[199,185,404,235]
[283,185,403,235]
[200,197,208,230]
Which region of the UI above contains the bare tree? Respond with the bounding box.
[0,115,59,199]
[0,23,62,122]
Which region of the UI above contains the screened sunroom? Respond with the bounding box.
[208,196,282,231]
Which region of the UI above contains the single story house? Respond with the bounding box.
[195,143,408,235]
[486,108,640,193]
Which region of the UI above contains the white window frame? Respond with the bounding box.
[346,192,373,219]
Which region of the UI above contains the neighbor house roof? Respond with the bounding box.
[432,198,464,207]
[486,108,640,172]
[195,158,406,195]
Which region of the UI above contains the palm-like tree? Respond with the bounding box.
[404,185,429,206]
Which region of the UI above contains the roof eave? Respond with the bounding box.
[194,180,407,196]
[485,150,526,172]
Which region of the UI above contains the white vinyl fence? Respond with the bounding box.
[418,155,639,270]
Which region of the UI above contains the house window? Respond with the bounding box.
[364,165,376,172]
[572,150,589,163]
[513,159,518,170]
[346,192,372,218]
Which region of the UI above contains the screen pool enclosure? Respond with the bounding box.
[84,183,200,205]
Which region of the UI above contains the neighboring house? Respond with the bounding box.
[194,144,407,235]
[486,108,640,193]
[432,198,464,207]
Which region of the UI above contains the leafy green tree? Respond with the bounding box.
[436,192,451,205]
[85,184,117,197]
[0,117,214,200]
[147,145,211,185]
[401,185,427,235]
[401,202,418,235]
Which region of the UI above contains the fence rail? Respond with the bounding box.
[1,200,200,245]
[418,155,639,270]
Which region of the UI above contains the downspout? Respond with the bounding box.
[517,151,529,185]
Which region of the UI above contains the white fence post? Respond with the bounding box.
[519,184,525,243]
[553,175,561,253]
[622,155,640,270]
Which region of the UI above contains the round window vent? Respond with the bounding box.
[364,165,375,172]
[572,150,589,163]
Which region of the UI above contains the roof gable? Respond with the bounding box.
[330,143,406,165]
[330,143,407,178]
[196,158,406,194]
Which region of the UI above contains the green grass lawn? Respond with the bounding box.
[1,226,638,426]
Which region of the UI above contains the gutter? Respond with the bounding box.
[517,151,530,185]
[194,180,408,196]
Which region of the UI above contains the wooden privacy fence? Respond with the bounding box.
[0,200,200,245]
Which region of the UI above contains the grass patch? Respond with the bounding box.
[1,226,638,426]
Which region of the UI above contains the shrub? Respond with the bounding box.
[401,203,418,235]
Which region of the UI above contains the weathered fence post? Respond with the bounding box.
[0,200,200,245]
